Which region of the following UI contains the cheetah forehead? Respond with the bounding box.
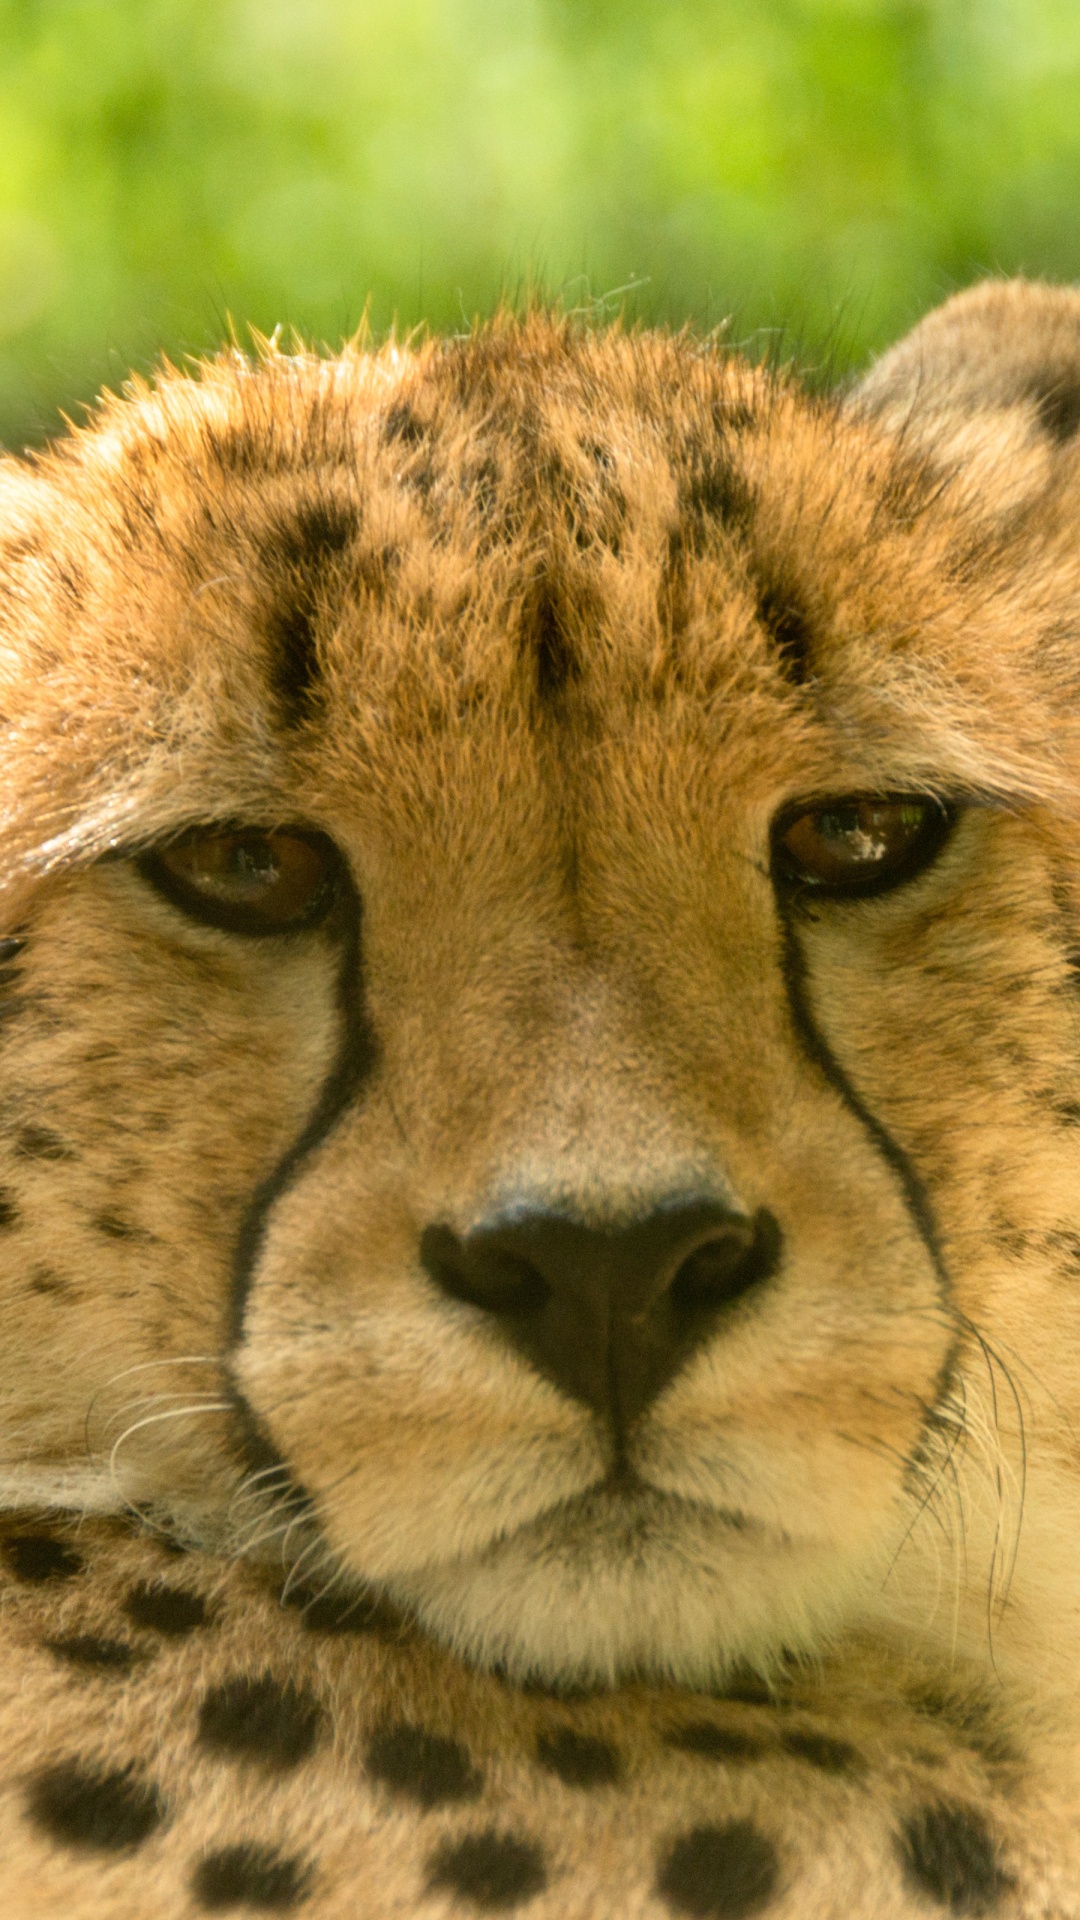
[0,314,1076,900]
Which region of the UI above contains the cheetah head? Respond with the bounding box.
[2,296,1080,1694]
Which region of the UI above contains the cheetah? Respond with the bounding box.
[1,282,1079,1918]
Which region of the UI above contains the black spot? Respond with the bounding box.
[266,499,358,720]
[3,1534,84,1582]
[15,1125,74,1161]
[192,1844,312,1912]
[781,1729,858,1773]
[43,1635,140,1674]
[669,1722,768,1763]
[268,600,316,717]
[94,1210,153,1243]
[198,1675,322,1771]
[709,1672,775,1708]
[29,1265,72,1298]
[273,499,357,576]
[755,579,812,688]
[535,1728,622,1787]
[0,935,26,963]
[682,454,756,540]
[125,1582,211,1637]
[0,1186,20,1228]
[365,1722,482,1808]
[280,1580,405,1638]
[383,403,427,446]
[898,1804,1009,1914]
[529,580,578,700]
[1028,372,1080,444]
[426,1831,548,1911]
[27,1761,165,1852]
[1052,1101,1080,1128]
[656,1823,779,1918]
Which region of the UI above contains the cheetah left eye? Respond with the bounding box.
[771,795,955,897]
[138,826,338,935]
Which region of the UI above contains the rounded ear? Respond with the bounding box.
[851,277,1080,511]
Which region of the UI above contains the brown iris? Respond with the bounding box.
[772,795,954,897]
[139,827,338,935]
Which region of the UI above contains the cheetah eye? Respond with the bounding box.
[771,795,955,898]
[138,827,338,935]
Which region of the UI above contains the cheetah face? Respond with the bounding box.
[2,317,1078,1691]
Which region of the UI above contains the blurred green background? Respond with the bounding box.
[1,0,1079,447]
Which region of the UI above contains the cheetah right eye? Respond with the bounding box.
[771,794,956,898]
[138,826,339,936]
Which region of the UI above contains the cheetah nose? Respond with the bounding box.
[419,1203,781,1437]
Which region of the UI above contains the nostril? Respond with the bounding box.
[420,1224,550,1317]
[669,1238,749,1312]
[668,1209,781,1314]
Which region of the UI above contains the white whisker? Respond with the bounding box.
[106,1403,231,1490]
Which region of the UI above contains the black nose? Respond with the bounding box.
[419,1202,780,1437]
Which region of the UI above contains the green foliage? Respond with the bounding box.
[0,0,1078,444]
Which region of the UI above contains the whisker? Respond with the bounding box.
[100,1391,228,1437]
[227,1465,296,1526]
[107,1402,232,1487]
[84,1354,224,1460]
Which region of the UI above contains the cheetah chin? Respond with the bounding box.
[4,279,1080,1918]
[381,1481,867,1689]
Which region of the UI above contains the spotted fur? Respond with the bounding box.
[0,290,1079,1914]
[0,1513,1068,1918]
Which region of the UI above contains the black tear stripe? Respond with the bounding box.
[226,867,378,1498]
[775,899,957,1476]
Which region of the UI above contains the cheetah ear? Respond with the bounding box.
[850,277,1080,510]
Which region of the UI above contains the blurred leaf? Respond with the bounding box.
[0,0,1077,443]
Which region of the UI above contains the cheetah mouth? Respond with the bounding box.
[422,1477,779,1600]
[376,1480,832,1687]
[570,1468,757,1537]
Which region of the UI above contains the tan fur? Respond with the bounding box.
[0,294,1079,1913]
